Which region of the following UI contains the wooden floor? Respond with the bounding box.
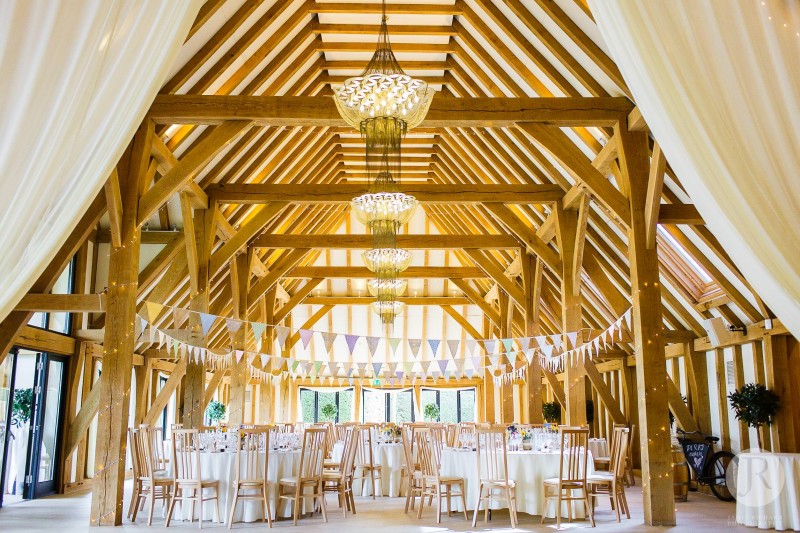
[0,481,750,531]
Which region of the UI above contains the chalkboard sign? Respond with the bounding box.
[681,442,709,476]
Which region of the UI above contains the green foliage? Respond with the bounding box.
[423,402,440,422]
[729,383,780,430]
[11,388,33,427]
[206,400,226,424]
[320,402,338,422]
[542,401,561,423]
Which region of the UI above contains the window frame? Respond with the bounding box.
[299,387,353,423]
[360,387,416,423]
[421,386,476,423]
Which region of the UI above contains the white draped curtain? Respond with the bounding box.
[0,0,201,322]
[589,0,800,338]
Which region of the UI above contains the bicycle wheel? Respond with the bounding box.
[706,450,737,501]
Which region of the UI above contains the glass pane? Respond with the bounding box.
[392,390,413,423]
[338,389,353,422]
[27,313,46,328]
[439,389,458,423]
[38,360,64,483]
[362,390,386,423]
[459,389,476,422]
[48,313,69,334]
[421,389,437,421]
[317,392,336,422]
[0,354,12,495]
[300,389,315,423]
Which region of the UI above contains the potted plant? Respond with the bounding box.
[11,388,33,428]
[423,403,440,422]
[728,383,780,450]
[320,402,338,423]
[542,401,561,424]
[206,400,226,426]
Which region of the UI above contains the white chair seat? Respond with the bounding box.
[236,479,265,486]
[480,478,516,488]
[543,477,584,487]
[279,476,319,486]
[587,472,615,482]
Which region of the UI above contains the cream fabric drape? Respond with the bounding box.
[0,0,201,322]
[589,0,800,338]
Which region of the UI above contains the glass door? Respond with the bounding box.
[26,354,67,498]
[0,353,15,508]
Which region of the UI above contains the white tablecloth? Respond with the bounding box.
[736,452,800,531]
[589,438,609,459]
[177,450,302,523]
[333,442,406,497]
[440,448,594,517]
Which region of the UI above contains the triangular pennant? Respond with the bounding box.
[172,306,189,327]
[437,359,449,374]
[465,368,475,379]
[260,354,270,367]
[145,301,164,322]
[395,370,403,380]
[472,356,483,370]
[507,351,518,366]
[389,337,402,354]
[489,354,500,367]
[366,336,381,358]
[251,322,266,343]
[465,338,477,356]
[447,339,460,358]
[345,334,359,355]
[235,350,244,362]
[525,348,535,364]
[372,362,383,377]
[320,332,337,354]
[226,319,242,344]
[553,335,563,351]
[483,339,496,354]
[408,339,423,359]
[502,338,514,353]
[357,362,368,376]
[567,331,578,349]
[314,361,323,375]
[276,326,290,349]
[199,313,216,335]
[427,339,441,357]
[299,329,314,349]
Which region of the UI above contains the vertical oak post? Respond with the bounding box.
[616,121,675,526]
[90,121,152,526]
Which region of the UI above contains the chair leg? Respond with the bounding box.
[435,485,442,524]
[165,488,178,528]
[147,486,156,527]
[318,484,328,523]
[471,484,481,527]
[416,480,425,520]
[459,482,468,521]
[293,487,301,526]
[228,490,239,529]
[506,487,515,528]
[556,490,562,530]
[214,489,220,523]
[584,488,595,527]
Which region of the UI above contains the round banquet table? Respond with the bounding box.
[736,452,800,531]
[176,449,303,523]
[440,448,594,518]
[589,438,609,459]
[333,441,406,497]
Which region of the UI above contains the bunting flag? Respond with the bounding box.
[299,329,314,349]
[465,338,477,356]
[345,334,359,355]
[408,339,423,359]
[320,332,337,353]
[518,336,530,352]
[145,301,164,322]
[404,362,414,375]
[489,354,500,368]
[427,338,441,357]
[235,350,243,362]
[552,335,562,351]
[372,362,383,377]
[366,336,380,358]
[447,339,460,358]
[276,326,290,349]
[173,306,189,327]
[471,356,482,371]
[314,361,323,376]
[541,344,554,359]
[199,313,217,335]
[226,319,242,344]
[502,338,514,353]
[483,339,496,354]
[524,348,536,364]
[437,359,449,374]
[389,337,402,354]
[357,362,368,376]
[251,321,266,340]
[260,354,270,368]
[567,331,578,349]
[507,351,518,366]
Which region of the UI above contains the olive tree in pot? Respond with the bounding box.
[11,388,33,428]
[728,383,780,450]
[423,403,440,422]
[320,402,338,422]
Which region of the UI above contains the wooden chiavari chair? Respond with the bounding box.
[165,429,220,529]
[593,423,626,471]
[588,427,630,522]
[278,427,328,525]
[414,427,468,523]
[322,426,359,517]
[228,428,272,529]
[472,427,518,528]
[401,424,423,513]
[429,424,447,466]
[139,424,169,473]
[454,422,476,448]
[352,424,382,498]
[542,427,595,529]
[129,428,173,524]
[445,423,458,447]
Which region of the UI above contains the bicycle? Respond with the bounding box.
[676,429,737,501]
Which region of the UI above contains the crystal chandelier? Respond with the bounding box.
[372,300,405,326]
[367,278,407,299]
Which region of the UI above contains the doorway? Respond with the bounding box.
[0,349,67,506]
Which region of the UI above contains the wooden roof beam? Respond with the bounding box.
[148,95,633,128]
[285,266,486,279]
[253,234,519,250]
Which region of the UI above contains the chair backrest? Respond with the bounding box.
[611,428,630,479]
[339,426,360,479]
[414,427,440,480]
[445,423,458,447]
[355,424,376,466]
[129,428,144,480]
[429,424,446,463]
[558,427,590,484]
[171,429,202,483]
[298,427,327,482]
[323,421,336,457]
[475,427,509,484]
[236,428,269,484]
[401,425,416,472]
[139,424,168,471]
